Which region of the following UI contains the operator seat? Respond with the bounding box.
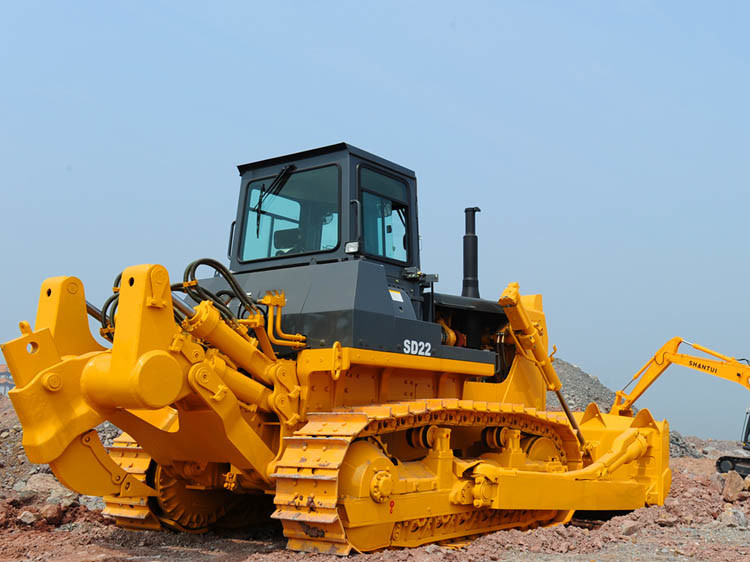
[274,228,303,256]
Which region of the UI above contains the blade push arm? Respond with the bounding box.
[498,282,561,391]
[610,336,750,416]
[499,282,587,446]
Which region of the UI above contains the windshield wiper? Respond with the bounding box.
[396,206,407,227]
[253,164,296,236]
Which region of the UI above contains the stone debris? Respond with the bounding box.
[655,511,680,527]
[24,472,78,508]
[670,430,703,458]
[711,472,726,493]
[25,473,64,496]
[717,504,747,527]
[722,470,745,502]
[78,495,106,511]
[40,503,63,525]
[96,421,121,447]
[16,510,37,525]
[621,520,643,536]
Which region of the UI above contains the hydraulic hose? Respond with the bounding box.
[182,258,261,327]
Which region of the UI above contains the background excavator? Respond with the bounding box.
[2,143,674,553]
[718,411,750,475]
[608,336,750,477]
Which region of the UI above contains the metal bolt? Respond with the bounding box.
[369,470,394,503]
[42,372,63,392]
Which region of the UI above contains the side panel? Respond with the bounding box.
[200,261,494,365]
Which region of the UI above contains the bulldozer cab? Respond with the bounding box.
[218,143,507,367]
[230,143,420,276]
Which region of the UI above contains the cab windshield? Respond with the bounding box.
[240,165,340,261]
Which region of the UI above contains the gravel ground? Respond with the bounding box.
[1,458,748,562]
[1,358,750,561]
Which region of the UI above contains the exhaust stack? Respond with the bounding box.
[462,207,481,298]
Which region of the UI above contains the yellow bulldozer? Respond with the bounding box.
[2,144,675,554]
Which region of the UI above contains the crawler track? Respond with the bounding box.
[103,434,161,530]
[271,398,582,553]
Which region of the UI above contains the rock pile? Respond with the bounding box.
[548,358,617,412]
[671,430,703,458]
[0,397,108,533]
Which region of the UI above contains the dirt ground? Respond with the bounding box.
[1,395,749,562]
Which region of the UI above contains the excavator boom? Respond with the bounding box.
[609,337,750,479]
[610,337,750,417]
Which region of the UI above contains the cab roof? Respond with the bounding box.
[237,142,416,178]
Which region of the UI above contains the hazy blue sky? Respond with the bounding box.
[2,2,750,439]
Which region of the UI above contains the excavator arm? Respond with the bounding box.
[610,336,750,416]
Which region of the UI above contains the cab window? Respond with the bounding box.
[360,167,408,262]
[241,165,339,261]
